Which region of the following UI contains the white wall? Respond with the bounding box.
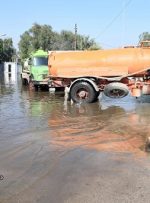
[4,62,17,83]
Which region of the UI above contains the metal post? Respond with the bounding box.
[74,24,77,50]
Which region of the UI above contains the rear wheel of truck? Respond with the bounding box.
[70,81,98,103]
[103,82,129,98]
[22,78,28,85]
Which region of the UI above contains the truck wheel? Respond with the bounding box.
[70,81,97,103]
[34,85,39,91]
[22,78,28,85]
[103,82,129,98]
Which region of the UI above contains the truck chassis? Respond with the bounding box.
[48,69,150,103]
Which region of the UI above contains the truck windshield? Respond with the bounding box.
[33,57,48,66]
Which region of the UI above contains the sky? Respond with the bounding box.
[0,0,150,49]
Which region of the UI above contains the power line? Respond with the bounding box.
[95,0,133,40]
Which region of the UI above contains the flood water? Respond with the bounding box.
[1,76,150,203]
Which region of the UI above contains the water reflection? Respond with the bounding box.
[47,101,150,156]
[0,76,150,157]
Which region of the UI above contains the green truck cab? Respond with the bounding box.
[21,49,49,90]
[29,49,48,89]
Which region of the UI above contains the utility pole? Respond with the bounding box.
[74,24,77,50]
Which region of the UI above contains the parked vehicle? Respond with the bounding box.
[21,49,48,90]
[48,41,150,103]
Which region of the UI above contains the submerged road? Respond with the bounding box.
[0,78,150,203]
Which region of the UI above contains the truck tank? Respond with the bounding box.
[48,47,150,78]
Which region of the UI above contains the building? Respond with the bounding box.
[4,62,21,83]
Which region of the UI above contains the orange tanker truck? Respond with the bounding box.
[48,41,150,103]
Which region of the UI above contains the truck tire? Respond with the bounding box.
[70,81,98,103]
[103,82,129,98]
[22,78,28,85]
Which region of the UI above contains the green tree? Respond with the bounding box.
[57,31,101,50]
[139,32,150,42]
[58,30,75,50]
[78,35,100,50]
[138,32,150,47]
[18,31,32,60]
[19,23,100,60]
[3,38,16,62]
[0,38,15,63]
[19,23,57,60]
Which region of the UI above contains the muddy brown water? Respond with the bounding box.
[1,77,150,203]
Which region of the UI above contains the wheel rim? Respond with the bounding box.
[76,88,89,100]
[109,89,126,98]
